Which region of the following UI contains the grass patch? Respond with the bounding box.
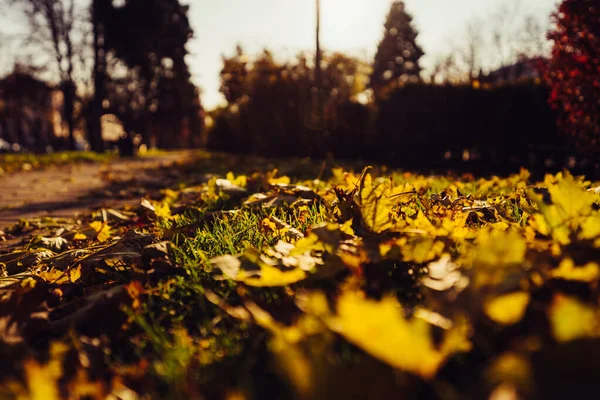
[0,151,114,173]
[0,148,171,174]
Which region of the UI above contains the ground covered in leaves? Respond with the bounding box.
[1,152,600,399]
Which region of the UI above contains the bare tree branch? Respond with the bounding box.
[3,0,89,150]
[490,0,524,69]
[461,19,484,81]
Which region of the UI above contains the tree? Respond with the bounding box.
[321,53,367,101]
[543,0,600,150]
[518,15,547,58]
[429,21,484,85]
[6,0,84,150]
[87,0,111,153]
[0,30,7,76]
[490,0,524,70]
[429,53,463,85]
[211,47,367,157]
[370,1,423,93]
[94,0,203,150]
[314,0,323,127]
[461,20,484,82]
[220,45,249,104]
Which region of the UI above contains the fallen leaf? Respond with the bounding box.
[307,290,472,379]
[551,259,600,282]
[484,292,530,325]
[89,221,111,243]
[549,294,600,342]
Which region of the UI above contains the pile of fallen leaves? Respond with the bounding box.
[2,162,600,399]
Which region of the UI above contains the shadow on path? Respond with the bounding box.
[0,151,197,230]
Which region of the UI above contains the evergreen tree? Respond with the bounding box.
[370,1,424,92]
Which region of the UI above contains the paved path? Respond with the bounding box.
[0,151,194,230]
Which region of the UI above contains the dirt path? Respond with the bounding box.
[0,151,195,230]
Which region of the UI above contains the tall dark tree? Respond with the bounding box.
[92,0,203,151]
[370,1,424,93]
[88,0,111,153]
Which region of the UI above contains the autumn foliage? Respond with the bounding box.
[543,0,600,150]
[3,154,600,398]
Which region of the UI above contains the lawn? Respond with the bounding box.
[0,151,114,174]
[0,148,169,174]
[1,151,600,399]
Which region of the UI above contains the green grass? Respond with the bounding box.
[0,151,114,173]
[171,204,328,259]
[0,148,171,174]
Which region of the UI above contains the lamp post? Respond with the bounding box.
[315,0,323,128]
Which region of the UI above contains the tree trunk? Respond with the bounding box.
[89,0,106,153]
[62,81,76,151]
[315,0,323,128]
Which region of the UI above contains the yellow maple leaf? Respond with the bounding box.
[322,290,471,379]
[549,294,600,342]
[473,228,527,267]
[73,233,88,241]
[486,352,532,389]
[484,292,530,325]
[243,300,325,397]
[406,210,439,235]
[261,217,278,232]
[242,264,307,287]
[38,269,66,284]
[269,176,291,185]
[68,265,82,282]
[89,221,111,243]
[211,249,310,287]
[529,173,596,245]
[579,214,600,241]
[67,369,106,399]
[24,342,69,400]
[400,237,445,264]
[547,172,595,220]
[356,172,394,233]
[38,266,81,284]
[226,171,248,187]
[551,259,600,282]
[153,202,171,219]
[23,359,61,400]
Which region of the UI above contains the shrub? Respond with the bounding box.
[543,0,600,151]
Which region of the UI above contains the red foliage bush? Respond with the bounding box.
[543,0,600,150]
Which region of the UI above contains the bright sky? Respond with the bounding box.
[188,0,559,110]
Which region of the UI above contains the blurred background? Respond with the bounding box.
[0,0,597,176]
